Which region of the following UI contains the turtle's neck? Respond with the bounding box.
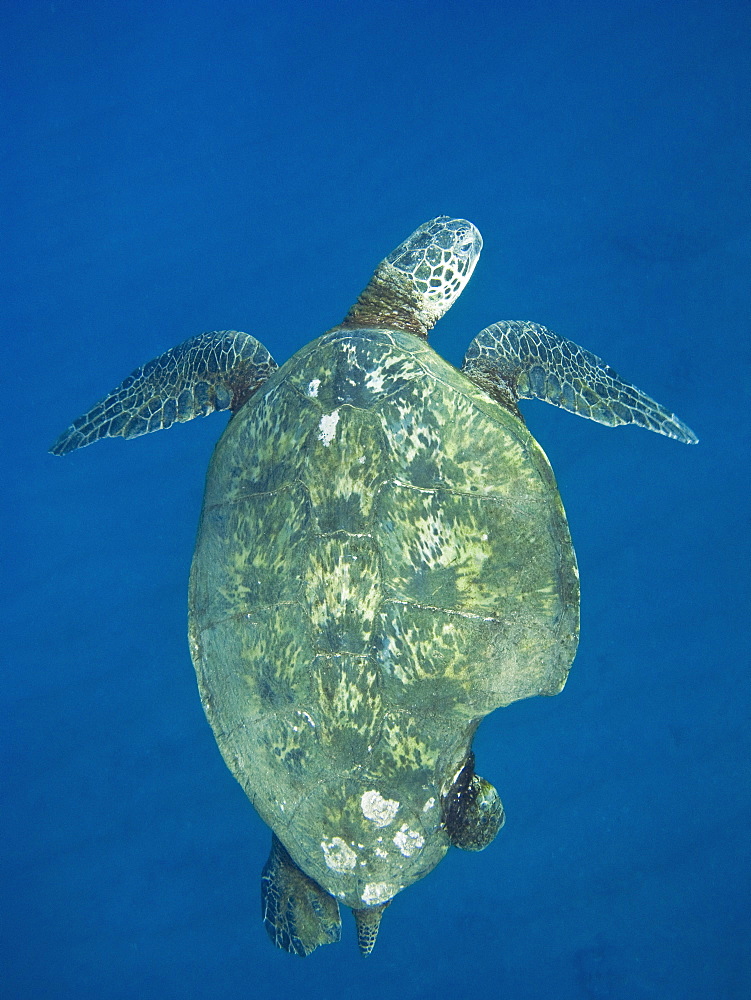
[339,263,431,337]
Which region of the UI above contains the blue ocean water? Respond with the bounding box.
[3,1,749,996]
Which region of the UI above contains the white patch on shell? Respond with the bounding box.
[393,824,425,857]
[362,882,397,906]
[307,378,321,397]
[317,409,340,446]
[361,790,399,827]
[365,367,386,394]
[321,837,357,872]
[422,797,436,812]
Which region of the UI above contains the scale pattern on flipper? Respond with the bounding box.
[462,320,697,444]
[261,835,341,957]
[50,331,277,456]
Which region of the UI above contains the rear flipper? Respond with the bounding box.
[462,320,697,444]
[261,835,341,957]
[442,752,506,852]
[49,330,277,456]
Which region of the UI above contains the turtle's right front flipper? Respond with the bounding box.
[462,320,697,444]
[50,330,277,456]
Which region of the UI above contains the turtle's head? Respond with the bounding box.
[341,217,482,337]
[385,217,483,327]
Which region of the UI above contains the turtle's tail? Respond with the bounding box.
[353,902,390,957]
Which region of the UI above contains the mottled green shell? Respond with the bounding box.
[188,327,579,910]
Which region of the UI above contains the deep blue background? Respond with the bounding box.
[3,2,749,997]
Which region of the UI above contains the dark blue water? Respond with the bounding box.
[4,2,749,997]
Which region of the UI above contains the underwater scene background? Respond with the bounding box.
[3,2,749,997]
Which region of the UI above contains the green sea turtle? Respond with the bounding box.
[51,217,696,957]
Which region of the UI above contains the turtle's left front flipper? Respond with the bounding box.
[50,330,278,456]
[462,320,697,444]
